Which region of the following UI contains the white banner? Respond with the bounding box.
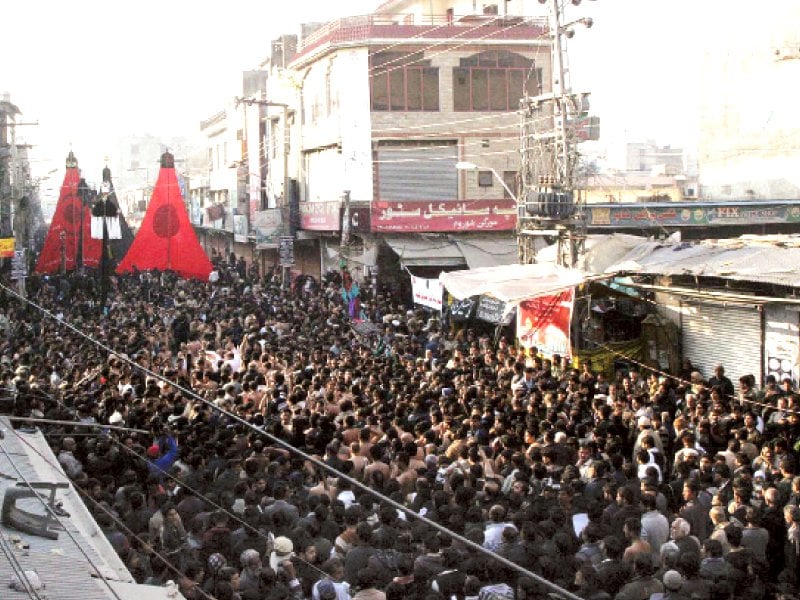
[411,275,443,312]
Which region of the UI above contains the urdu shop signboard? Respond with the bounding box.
[372,200,517,232]
[0,238,14,259]
[588,202,800,228]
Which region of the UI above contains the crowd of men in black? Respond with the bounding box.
[1,256,799,600]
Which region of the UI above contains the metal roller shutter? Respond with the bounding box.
[681,301,762,391]
[377,142,458,201]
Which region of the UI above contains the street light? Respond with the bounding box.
[455,161,518,202]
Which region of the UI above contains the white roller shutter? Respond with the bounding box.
[681,301,762,391]
[377,142,458,201]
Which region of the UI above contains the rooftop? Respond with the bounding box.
[292,13,548,67]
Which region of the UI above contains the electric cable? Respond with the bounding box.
[2,425,217,600]
[0,528,40,600]
[0,432,124,600]
[2,280,586,600]
[365,15,548,78]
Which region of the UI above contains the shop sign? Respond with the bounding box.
[372,200,516,232]
[300,201,341,230]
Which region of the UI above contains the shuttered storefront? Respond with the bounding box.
[377,141,458,201]
[681,301,763,389]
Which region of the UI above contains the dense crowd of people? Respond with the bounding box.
[1,256,799,600]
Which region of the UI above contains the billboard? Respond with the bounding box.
[254,209,283,248]
[233,215,248,243]
[411,275,443,311]
[371,200,516,232]
[517,288,575,357]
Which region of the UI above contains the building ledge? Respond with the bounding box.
[291,14,547,67]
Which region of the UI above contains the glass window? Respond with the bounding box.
[370,51,439,112]
[422,68,439,111]
[389,70,405,111]
[472,70,489,111]
[371,72,389,111]
[478,171,494,187]
[452,51,534,111]
[407,69,422,111]
[489,69,507,111]
[453,67,470,111]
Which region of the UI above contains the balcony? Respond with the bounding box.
[292,14,548,65]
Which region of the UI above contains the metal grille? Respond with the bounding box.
[681,301,763,390]
[377,143,458,201]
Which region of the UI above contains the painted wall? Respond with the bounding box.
[301,48,373,203]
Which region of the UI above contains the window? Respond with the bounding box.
[453,51,538,111]
[478,171,494,187]
[370,51,440,111]
[502,170,518,199]
[270,120,279,159]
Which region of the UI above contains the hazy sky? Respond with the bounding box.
[3,0,701,182]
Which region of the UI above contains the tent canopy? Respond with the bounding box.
[439,263,588,304]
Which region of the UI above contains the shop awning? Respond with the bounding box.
[450,233,521,269]
[439,263,588,304]
[384,236,466,268]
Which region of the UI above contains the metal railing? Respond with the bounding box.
[296,13,548,58]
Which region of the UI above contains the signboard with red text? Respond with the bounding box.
[371,199,517,232]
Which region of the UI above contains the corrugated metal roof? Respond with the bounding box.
[0,418,183,599]
[603,235,800,288]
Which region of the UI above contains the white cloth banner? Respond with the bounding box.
[411,275,443,311]
[91,216,122,240]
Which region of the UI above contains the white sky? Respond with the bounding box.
[3,0,701,183]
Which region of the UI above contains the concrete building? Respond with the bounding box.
[266,0,552,290]
[192,70,269,266]
[625,141,684,175]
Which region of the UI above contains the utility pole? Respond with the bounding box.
[518,0,597,267]
[77,177,90,272]
[234,96,291,281]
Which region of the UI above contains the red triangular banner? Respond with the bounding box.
[34,154,101,275]
[116,152,212,281]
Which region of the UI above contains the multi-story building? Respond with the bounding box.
[194,70,268,264]
[625,141,684,176]
[272,0,551,291]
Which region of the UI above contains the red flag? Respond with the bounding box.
[116,152,212,281]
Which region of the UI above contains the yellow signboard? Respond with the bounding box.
[0,238,14,259]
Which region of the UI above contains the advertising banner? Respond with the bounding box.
[372,199,517,232]
[299,201,341,230]
[0,238,14,258]
[517,288,575,357]
[588,202,800,228]
[279,236,295,266]
[411,275,443,311]
[476,295,509,324]
[254,209,283,249]
[233,215,248,243]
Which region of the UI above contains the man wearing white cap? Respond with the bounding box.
[632,415,664,462]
